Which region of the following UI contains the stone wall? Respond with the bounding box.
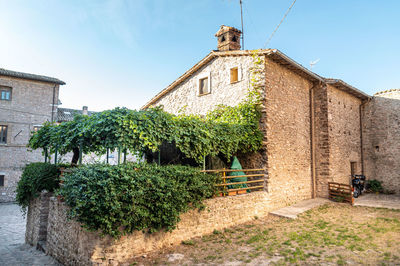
[152,53,269,190]
[153,55,254,115]
[149,52,377,200]
[43,192,273,265]
[0,76,60,202]
[313,85,363,197]
[313,85,331,197]
[25,191,52,247]
[264,57,313,204]
[363,90,400,193]
[326,85,362,185]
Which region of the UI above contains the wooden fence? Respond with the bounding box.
[201,169,265,196]
[328,182,354,205]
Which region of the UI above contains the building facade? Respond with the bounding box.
[0,68,65,202]
[363,89,400,194]
[144,25,398,204]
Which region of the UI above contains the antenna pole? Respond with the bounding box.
[240,0,244,50]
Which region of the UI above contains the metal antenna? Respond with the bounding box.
[240,0,244,50]
[309,58,320,71]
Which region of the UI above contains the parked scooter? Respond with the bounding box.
[352,174,366,198]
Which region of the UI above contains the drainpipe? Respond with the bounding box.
[359,100,368,175]
[309,82,319,199]
[51,85,56,122]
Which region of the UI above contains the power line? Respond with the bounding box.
[263,0,297,48]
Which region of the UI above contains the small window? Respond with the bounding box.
[0,87,12,101]
[199,77,209,95]
[0,175,4,187]
[0,125,7,144]
[230,67,239,83]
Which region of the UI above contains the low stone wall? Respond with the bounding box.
[45,192,273,265]
[25,191,52,247]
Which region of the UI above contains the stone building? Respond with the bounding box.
[144,25,399,203]
[363,89,400,194]
[0,68,65,202]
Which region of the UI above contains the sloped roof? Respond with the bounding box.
[57,108,95,122]
[374,88,400,96]
[324,78,370,100]
[142,49,369,109]
[0,68,65,85]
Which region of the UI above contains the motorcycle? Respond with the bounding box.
[352,174,366,198]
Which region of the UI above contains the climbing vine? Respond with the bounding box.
[23,52,266,238]
[29,52,265,164]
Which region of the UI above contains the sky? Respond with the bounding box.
[0,0,399,112]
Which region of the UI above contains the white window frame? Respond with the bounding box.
[0,87,12,101]
[198,72,211,96]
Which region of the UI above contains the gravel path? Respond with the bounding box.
[0,203,59,266]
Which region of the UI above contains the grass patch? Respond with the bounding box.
[213,229,222,235]
[246,234,265,244]
[181,240,195,246]
[131,203,400,266]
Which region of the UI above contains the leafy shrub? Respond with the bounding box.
[367,179,383,193]
[58,163,220,238]
[16,163,60,211]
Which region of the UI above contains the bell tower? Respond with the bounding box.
[215,25,242,51]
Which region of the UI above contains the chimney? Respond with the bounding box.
[215,25,242,51]
[82,106,88,116]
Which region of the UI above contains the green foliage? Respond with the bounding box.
[28,102,262,164]
[28,53,264,163]
[367,179,383,193]
[58,163,220,238]
[15,163,60,212]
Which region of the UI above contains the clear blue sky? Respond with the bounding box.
[1,0,399,111]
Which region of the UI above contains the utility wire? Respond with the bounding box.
[263,0,297,48]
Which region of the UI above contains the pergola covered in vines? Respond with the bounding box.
[29,94,263,167]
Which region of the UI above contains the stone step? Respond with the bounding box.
[270,198,330,219]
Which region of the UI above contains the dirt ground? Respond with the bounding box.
[131,203,400,265]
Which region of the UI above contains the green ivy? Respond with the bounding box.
[58,163,220,238]
[15,163,60,212]
[28,53,264,163]
[28,102,262,164]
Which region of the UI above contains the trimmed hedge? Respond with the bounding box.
[16,162,60,212]
[59,163,220,238]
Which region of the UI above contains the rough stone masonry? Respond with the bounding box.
[363,89,400,194]
[144,26,400,197]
